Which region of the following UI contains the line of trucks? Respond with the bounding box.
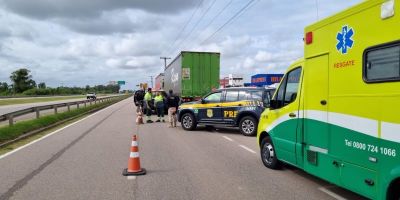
[136,1,400,199]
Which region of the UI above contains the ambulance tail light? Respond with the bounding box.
[305,32,313,45]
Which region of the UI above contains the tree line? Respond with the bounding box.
[0,68,120,96]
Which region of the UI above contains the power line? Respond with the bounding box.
[160,56,171,70]
[166,0,205,54]
[315,0,319,20]
[149,76,153,88]
[189,0,234,49]
[200,0,256,45]
[235,0,259,21]
[175,0,218,52]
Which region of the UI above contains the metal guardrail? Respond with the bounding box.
[0,95,124,126]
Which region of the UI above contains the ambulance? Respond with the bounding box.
[257,1,400,199]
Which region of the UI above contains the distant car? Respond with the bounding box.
[177,87,275,136]
[86,92,97,100]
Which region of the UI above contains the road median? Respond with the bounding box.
[0,95,129,147]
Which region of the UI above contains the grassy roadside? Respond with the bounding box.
[0,115,87,156]
[0,96,128,144]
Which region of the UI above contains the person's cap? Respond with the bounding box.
[148,88,152,91]
[169,89,173,94]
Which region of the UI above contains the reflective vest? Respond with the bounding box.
[144,92,152,101]
[154,95,163,103]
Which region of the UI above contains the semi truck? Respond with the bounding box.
[164,51,220,102]
[257,0,400,199]
[155,73,164,90]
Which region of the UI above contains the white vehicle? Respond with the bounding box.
[86,92,96,100]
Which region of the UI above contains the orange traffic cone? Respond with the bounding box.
[122,135,146,176]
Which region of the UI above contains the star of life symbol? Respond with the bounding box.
[336,25,354,54]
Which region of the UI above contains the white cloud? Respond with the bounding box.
[255,51,273,62]
[0,0,363,90]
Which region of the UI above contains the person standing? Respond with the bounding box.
[144,88,153,123]
[166,89,180,127]
[154,92,165,122]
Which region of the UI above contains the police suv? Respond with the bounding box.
[177,87,275,136]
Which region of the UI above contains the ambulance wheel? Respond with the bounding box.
[181,113,197,131]
[388,180,400,200]
[239,116,257,136]
[260,137,280,169]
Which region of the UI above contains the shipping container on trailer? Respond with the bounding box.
[257,0,400,199]
[164,51,220,102]
[155,73,164,90]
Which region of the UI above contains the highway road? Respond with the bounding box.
[0,95,120,115]
[0,98,366,200]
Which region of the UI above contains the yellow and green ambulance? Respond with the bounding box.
[257,0,400,199]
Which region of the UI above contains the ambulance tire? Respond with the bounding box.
[388,181,400,200]
[239,116,257,136]
[260,137,280,169]
[181,113,197,131]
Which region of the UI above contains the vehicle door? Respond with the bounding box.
[197,91,223,123]
[302,54,341,185]
[268,67,302,165]
[221,90,240,125]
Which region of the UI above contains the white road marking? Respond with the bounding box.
[239,145,256,154]
[127,176,137,180]
[222,136,234,142]
[0,101,121,160]
[318,187,347,200]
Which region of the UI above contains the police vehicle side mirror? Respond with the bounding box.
[201,99,206,104]
[269,99,279,110]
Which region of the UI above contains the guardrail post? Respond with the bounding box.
[77,103,80,109]
[90,100,92,106]
[84,102,86,107]
[54,105,58,114]
[8,114,14,126]
[35,108,40,119]
[67,103,70,112]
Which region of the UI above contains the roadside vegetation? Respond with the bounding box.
[0,95,128,144]
[0,68,121,96]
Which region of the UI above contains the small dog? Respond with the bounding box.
[136,106,144,125]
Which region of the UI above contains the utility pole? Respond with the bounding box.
[149,76,153,88]
[160,56,171,70]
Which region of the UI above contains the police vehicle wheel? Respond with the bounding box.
[239,116,257,136]
[260,137,280,169]
[181,113,197,131]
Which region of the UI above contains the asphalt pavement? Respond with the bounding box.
[0,99,366,200]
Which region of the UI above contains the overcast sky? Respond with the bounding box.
[0,0,362,90]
